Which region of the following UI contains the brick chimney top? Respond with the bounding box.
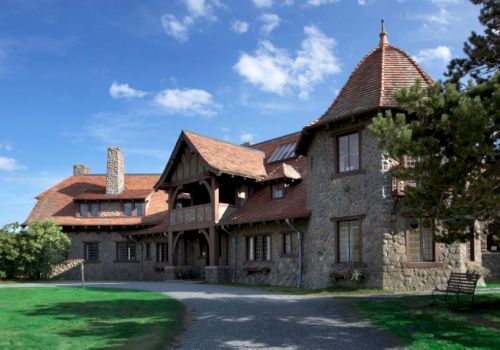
[106,147,125,195]
[73,164,91,176]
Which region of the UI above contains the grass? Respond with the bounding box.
[479,280,500,289]
[355,293,500,349]
[219,282,391,295]
[0,287,184,350]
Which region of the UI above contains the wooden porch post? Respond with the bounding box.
[167,230,174,265]
[209,177,220,266]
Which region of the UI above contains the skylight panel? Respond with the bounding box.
[268,142,297,163]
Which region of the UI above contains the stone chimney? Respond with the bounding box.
[73,164,91,176]
[106,147,125,195]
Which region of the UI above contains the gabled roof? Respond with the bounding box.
[25,174,167,227]
[296,29,433,154]
[155,130,266,189]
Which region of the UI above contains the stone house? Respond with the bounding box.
[26,28,495,290]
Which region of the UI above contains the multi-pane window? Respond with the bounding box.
[116,242,136,262]
[272,183,286,199]
[337,220,361,263]
[80,203,90,217]
[199,238,207,257]
[268,142,297,163]
[84,242,99,262]
[123,202,144,216]
[123,202,133,216]
[247,235,271,261]
[283,233,292,256]
[408,218,434,262]
[156,243,168,262]
[337,132,359,173]
[80,203,100,217]
[90,203,99,217]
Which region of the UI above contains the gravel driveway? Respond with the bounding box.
[1,281,401,350]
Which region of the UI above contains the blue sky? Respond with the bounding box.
[0,0,482,225]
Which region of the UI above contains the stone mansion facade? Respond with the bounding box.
[26,29,497,290]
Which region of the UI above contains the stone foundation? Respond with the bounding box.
[205,266,231,283]
[483,252,500,281]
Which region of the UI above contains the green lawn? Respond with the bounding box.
[479,280,500,289]
[0,287,184,350]
[355,293,500,349]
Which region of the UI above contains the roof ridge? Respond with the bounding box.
[379,43,386,107]
[250,131,301,146]
[183,129,265,155]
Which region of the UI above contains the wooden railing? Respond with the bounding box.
[169,204,213,230]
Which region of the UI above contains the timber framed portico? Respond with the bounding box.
[130,130,267,281]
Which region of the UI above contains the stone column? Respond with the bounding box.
[106,147,125,195]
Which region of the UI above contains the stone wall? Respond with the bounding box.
[305,127,472,291]
[483,252,500,281]
[228,222,304,287]
[305,127,391,289]
[61,232,175,281]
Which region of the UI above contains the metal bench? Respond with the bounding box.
[432,272,480,308]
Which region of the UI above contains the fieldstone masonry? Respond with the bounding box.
[106,147,125,195]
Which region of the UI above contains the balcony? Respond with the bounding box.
[169,203,237,230]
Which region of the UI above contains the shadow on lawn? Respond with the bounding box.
[24,288,182,349]
[356,294,500,349]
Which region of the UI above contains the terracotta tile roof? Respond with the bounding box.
[221,132,308,225]
[25,175,167,227]
[184,131,267,179]
[297,33,433,154]
[75,189,152,200]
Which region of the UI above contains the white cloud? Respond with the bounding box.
[252,0,273,8]
[109,82,148,99]
[0,156,21,171]
[259,13,281,35]
[161,14,192,42]
[307,0,339,6]
[231,20,249,33]
[282,0,294,5]
[240,132,254,143]
[431,0,460,5]
[161,0,221,42]
[234,25,341,99]
[428,8,452,25]
[154,88,219,117]
[413,46,452,64]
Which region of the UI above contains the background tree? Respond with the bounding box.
[446,0,499,84]
[0,221,70,280]
[369,74,499,243]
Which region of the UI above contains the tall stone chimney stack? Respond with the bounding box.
[106,147,125,195]
[73,164,91,176]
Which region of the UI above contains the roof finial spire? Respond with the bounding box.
[379,19,388,47]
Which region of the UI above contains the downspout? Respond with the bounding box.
[128,235,143,281]
[285,218,304,288]
[221,225,237,282]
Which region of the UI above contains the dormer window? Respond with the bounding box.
[268,142,296,163]
[123,202,144,217]
[79,203,100,217]
[271,183,287,199]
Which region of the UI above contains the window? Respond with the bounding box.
[90,203,100,217]
[408,218,434,262]
[337,132,359,173]
[145,243,151,260]
[271,183,286,199]
[247,235,271,261]
[80,203,89,217]
[123,202,133,216]
[116,242,136,262]
[123,202,144,216]
[156,243,168,262]
[268,142,297,163]
[84,242,99,262]
[283,233,292,256]
[135,202,144,216]
[467,239,475,261]
[337,220,361,263]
